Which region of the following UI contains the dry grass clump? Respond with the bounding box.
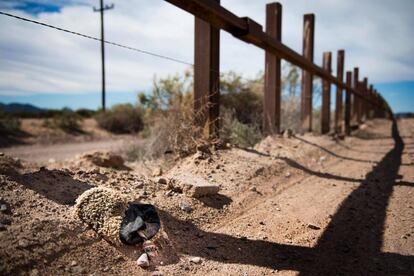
[75,187,130,245]
[126,63,309,160]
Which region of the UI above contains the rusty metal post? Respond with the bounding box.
[301,14,315,132]
[352,67,359,125]
[321,51,332,134]
[335,50,344,134]
[345,71,352,135]
[194,0,220,138]
[264,2,282,135]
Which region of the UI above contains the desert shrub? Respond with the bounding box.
[220,71,263,125]
[95,104,144,134]
[51,108,83,133]
[0,112,21,135]
[76,108,96,118]
[135,72,202,159]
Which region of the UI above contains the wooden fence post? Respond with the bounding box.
[335,50,344,134]
[352,67,359,125]
[345,71,352,135]
[321,51,332,134]
[264,2,282,135]
[301,14,315,132]
[368,84,374,119]
[194,0,220,138]
[362,77,368,121]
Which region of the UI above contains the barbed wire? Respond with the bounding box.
[0,11,194,67]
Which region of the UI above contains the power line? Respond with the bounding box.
[0,11,194,67]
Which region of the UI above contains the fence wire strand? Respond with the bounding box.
[0,11,194,67]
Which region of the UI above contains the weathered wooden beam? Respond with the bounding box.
[335,50,344,133]
[301,14,315,132]
[321,51,332,134]
[194,0,220,138]
[345,71,352,135]
[263,2,282,135]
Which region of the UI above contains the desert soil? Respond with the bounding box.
[0,118,413,275]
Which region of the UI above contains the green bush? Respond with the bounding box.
[95,104,144,134]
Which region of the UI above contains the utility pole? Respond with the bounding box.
[93,0,114,111]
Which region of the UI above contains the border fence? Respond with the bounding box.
[165,0,393,137]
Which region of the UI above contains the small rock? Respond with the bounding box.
[0,204,7,212]
[249,186,257,192]
[190,257,202,264]
[30,269,39,276]
[151,271,164,276]
[179,202,193,213]
[307,223,321,230]
[152,167,163,177]
[137,253,150,268]
[165,190,174,197]
[285,172,291,178]
[174,173,219,197]
[70,261,78,267]
[319,156,327,162]
[18,239,29,248]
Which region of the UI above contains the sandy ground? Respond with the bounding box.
[0,118,413,275]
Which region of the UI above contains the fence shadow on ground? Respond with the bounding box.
[160,119,414,275]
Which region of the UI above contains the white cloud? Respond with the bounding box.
[0,0,413,97]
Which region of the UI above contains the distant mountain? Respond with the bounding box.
[0,102,47,113]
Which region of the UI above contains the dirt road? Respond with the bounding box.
[1,118,413,275]
[0,136,139,163]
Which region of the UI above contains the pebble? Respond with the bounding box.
[151,271,164,276]
[179,202,193,213]
[249,186,257,192]
[30,269,39,276]
[152,167,163,177]
[137,253,150,268]
[190,257,202,264]
[0,204,7,212]
[307,223,321,230]
[70,261,78,267]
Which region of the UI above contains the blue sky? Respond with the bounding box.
[0,0,413,113]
